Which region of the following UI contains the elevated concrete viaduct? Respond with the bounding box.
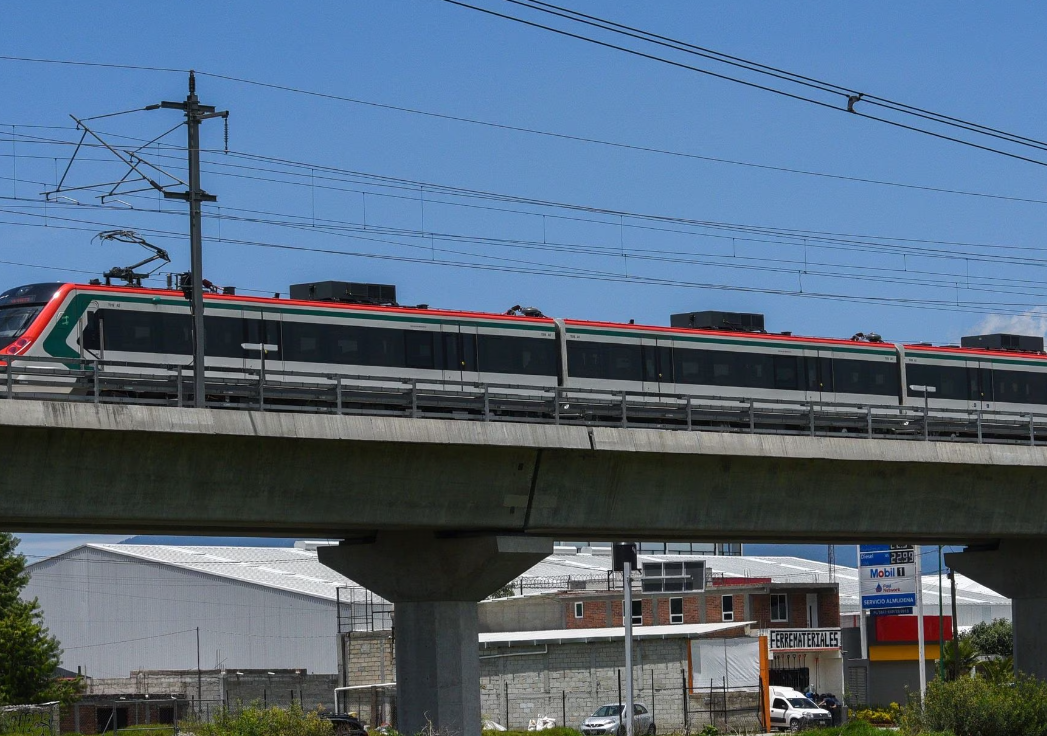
[2,399,1046,733]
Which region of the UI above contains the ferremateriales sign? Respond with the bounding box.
[768,628,841,651]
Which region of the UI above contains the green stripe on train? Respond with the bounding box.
[566,327,895,357]
[41,292,554,359]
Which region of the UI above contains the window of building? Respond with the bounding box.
[771,593,789,622]
[669,597,684,624]
[96,707,128,733]
[157,707,175,725]
[623,600,643,626]
[722,595,734,622]
[574,601,584,619]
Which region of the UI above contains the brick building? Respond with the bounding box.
[561,578,840,631]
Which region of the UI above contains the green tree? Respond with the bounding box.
[942,638,979,679]
[0,532,80,705]
[964,618,1013,658]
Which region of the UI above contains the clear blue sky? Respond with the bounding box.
[4,2,1045,561]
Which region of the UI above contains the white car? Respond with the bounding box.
[768,687,832,731]
[581,703,655,736]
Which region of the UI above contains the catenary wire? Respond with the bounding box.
[446,0,1047,167]
[9,45,1047,207]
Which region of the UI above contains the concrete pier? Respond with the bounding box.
[319,533,552,736]
[947,541,1047,678]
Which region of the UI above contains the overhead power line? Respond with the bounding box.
[13,126,1047,259]
[6,52,1047,206]
[2,204,1044,320]
[444,0,1047,167]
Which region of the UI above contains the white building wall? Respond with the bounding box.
[23,547,339,678]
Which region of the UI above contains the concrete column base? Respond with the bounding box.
[946,541,1047,678]
[319,532,551,736]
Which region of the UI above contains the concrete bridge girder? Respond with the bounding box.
[4,400,1047,729]
[2,400,1047,541]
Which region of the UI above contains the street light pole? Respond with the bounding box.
[623,557,634,736]
[909,385,937,440]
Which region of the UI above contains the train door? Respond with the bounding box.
[458,324,479,384]
[969,360,994,412]
[79,302,101,361]
[805,350,835,402]
[641,338,673,394]
[439,323,464,383]
[242,309,282,378]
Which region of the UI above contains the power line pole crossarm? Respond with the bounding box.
[158,70,228,407]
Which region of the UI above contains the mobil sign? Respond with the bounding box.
[859,545,917,610]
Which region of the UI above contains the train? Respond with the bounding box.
[3,280,1047,415]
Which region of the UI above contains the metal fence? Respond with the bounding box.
[5,354,1047,445]
[488,672,764,734]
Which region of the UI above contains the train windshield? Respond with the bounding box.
[0,306,42,349]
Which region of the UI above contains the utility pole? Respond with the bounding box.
[160,72,227,406]
[613,543,637,736]
[949,569,960,679]
[915,545,927,700]
[938,546,945,680]
[196,626,203,707]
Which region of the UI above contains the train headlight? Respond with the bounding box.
[0,338,31,356]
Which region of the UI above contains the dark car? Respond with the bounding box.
[321,713,367,736]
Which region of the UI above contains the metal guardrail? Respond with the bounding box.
[2,355,1046,446]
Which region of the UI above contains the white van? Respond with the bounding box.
[768,687,832,731]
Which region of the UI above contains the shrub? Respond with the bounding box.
[851,702,902,726]
[183,703,333,736]
[901,673,1047,736]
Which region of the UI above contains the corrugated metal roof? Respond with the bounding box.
[479,621,749,647]
[51,545,1007,613]
[515,552,1011,611]
[81,544,382,604]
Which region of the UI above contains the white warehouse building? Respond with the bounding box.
[24,543,1011,681]
[24,543,382,679]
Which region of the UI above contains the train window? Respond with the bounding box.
[283,321,328,363]
[710,351,734,384]
[672,347,705,385]
[741,352,773,389]
[367,327,406,367]
[994,369,1047,404]
[92,309,191,355]
[834,357,898,397]
[567,340,642,381]
[205,316,246,359]
[773,355,801,391]
[906,363,968,401]
[404,330,435,370]
[478,334,558,376]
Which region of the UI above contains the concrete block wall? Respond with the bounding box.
[84,670,338,718]
[478,637,753,732]
[343,632,395,687]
